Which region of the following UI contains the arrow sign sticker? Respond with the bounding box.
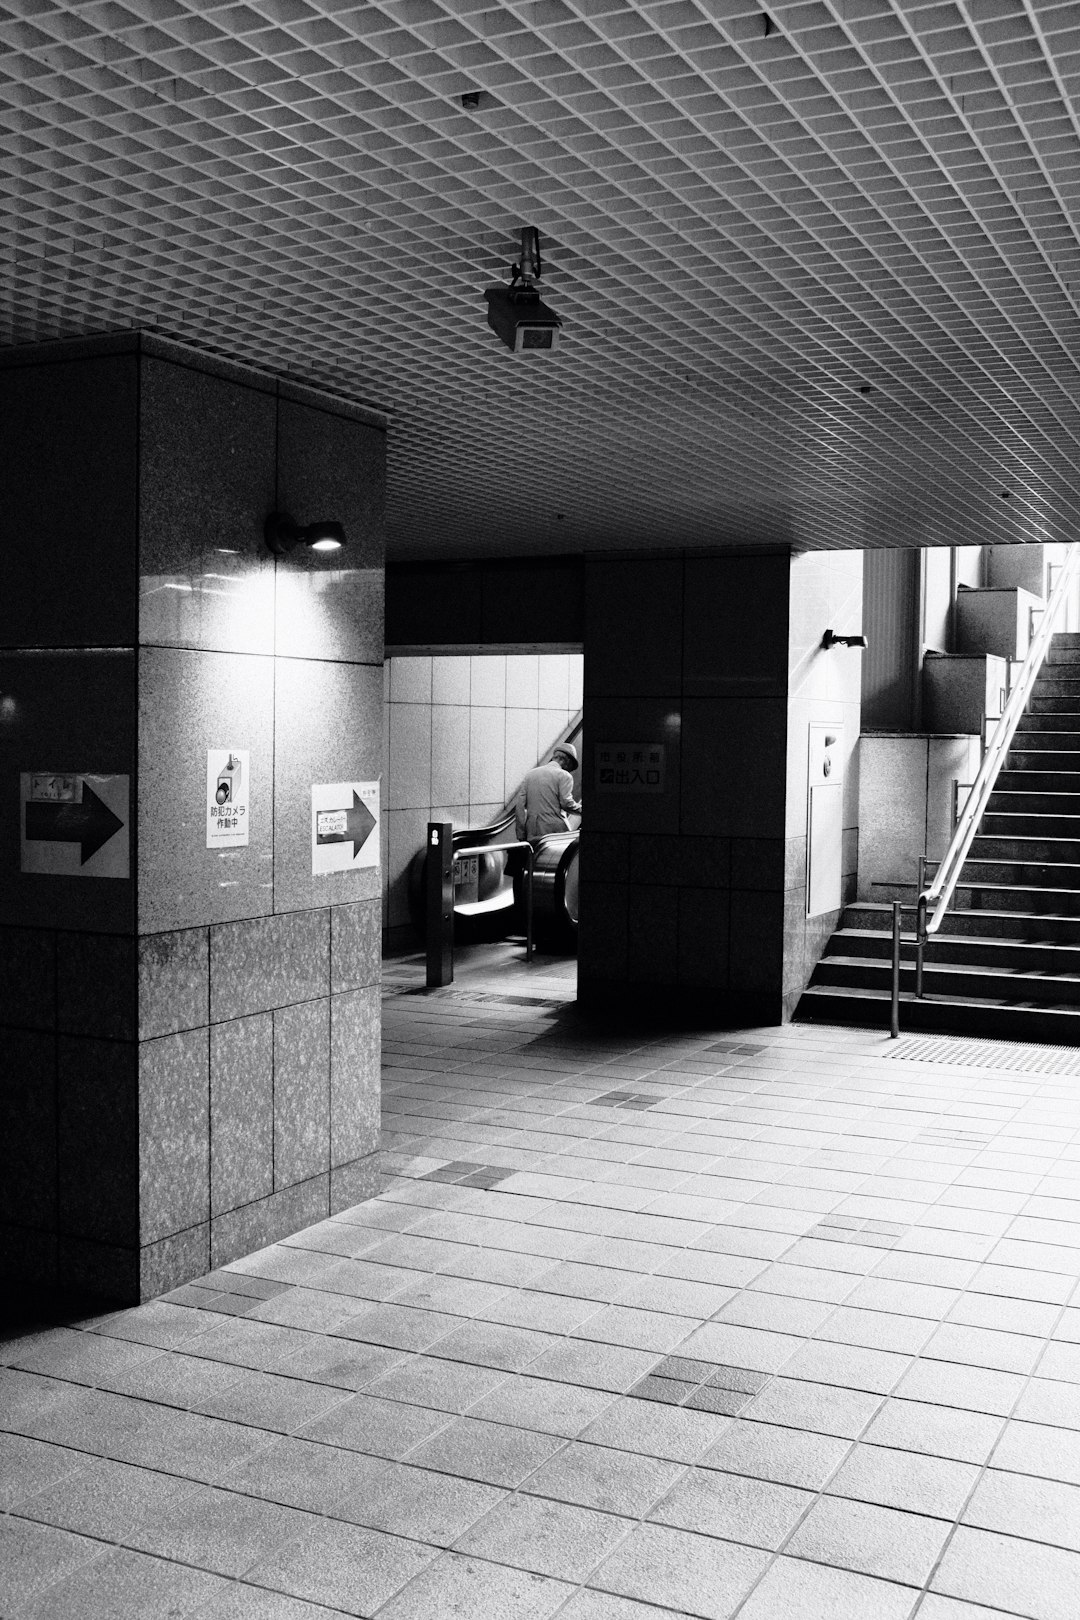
[21,773,130,878]
[311,781,380,876]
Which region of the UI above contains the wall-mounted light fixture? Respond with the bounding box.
[264,512,346,556]
[822,629,868,650]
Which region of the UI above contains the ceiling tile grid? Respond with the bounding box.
[2,0,1080,556]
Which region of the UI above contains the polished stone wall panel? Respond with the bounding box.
[211,1175,329,1270]
[677,890,731,989]
[683,554,789,698]
[273,998,330,1189]
[330,988,381,1166]
[0,352,139,650]
[627,886,679,986]
[139,1027,209,1244]
[137,646,275,934]
[274,397,385,665]
[141,1224,210,1299]
[0,1027,57,1230]
[584,560,683,697]
[330,1152,383,1214]
[209,909,329,1024]
[57,1037,138,1247]
[138,355,277,656]
[56,932,136,1040]
[138,928,209,1040]
[331,900,381,994]
[273,659,383,914]
[680,697,787,840]
[211,1012,273,1214]
[0,926,56,1031]
[577,880,629,986]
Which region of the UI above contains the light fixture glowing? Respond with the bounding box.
[264,513,347,556]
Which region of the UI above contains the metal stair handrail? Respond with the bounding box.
[915,544,1080,961]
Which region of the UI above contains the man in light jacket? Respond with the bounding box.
[514,744,581,844]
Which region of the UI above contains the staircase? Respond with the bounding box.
[798,632,1080,1040]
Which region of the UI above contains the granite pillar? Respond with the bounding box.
[0,333,386,1301]
[578,549,862,1024]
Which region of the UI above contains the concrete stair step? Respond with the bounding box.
[971,835,1080,862]
[1007,751,1080,773]
[832,927,1080,974]
[959,857,1080,887]
[952,882,1080,913]
[842,902,1080,945]
[797,984,1080,1041]
[987,791,1080,816]
[981,813,1080,838]
[996,770,1080,793]
[1015,715,1080,733]
[1028,697,1080,713]
[812,955,1080,1007]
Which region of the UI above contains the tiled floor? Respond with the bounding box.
[5,944,1080,1618]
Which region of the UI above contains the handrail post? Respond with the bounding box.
[890,901,902,1039]
[915,893,926,1000]
[525,845,534,962]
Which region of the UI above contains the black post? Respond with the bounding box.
[425,822,454,988]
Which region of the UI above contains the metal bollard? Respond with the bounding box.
[890,901,902,1040]
[425,822,454,988]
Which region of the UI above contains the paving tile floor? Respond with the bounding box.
[5,943,1080,1618]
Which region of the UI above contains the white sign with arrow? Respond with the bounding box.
[20,772,130,878]
[311,780,380,876]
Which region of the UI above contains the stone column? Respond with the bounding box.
[0,333,385,1302]
[578,548,862,1023]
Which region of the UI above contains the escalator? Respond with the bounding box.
[407,722,581,950]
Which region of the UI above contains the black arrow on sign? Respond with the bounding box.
[25,783,124,865]
[316,791,376,860]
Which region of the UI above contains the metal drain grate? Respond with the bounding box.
[631,1357,770,1415]
[398,987,567,1011]
[885,1036,1080,1076]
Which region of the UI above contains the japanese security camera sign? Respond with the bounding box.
[206,749,250,849]
[311,780,380,876]
[20,772,129,878]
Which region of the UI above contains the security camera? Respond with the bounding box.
[484,284,561,351]
[484,226,562,352]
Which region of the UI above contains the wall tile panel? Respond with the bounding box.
[330,988,380,1166]
[210,909,329,1023]
[210,1012,273,1214]
[273,658,383,913]
[211,1176,328,1270]
[138,646,275,934]
[57,1037,138,1246]
[274,998,330,1189]
[331,899,382,994]
[1,354,138,649]
[0,1027,57,1229]
[138,356,277,656]
[274,398,385,666]
[0,927,56,1031]
[56,932,136,1039]
[138,928,209,1040]
[140,1027,210,1243]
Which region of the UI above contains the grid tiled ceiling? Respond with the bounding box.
[2,0,1080,559]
